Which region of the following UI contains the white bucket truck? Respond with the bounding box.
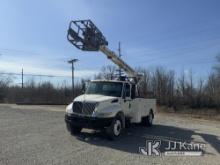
[65,20,156,139]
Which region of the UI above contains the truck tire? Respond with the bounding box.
[141,111,154,127]
[106,114,124,140]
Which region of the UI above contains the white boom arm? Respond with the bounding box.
[67,20,142,82]
[99,46,139,79]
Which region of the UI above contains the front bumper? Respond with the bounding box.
[65,113,113,129]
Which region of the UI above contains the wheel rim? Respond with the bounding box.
[113,120,122,136]
[148,113,153,124]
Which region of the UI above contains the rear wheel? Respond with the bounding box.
[147,112,153,126]
[141,111,154,127]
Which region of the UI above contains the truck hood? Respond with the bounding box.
[74,94,117,103]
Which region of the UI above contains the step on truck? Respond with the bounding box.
[65,20,156,139]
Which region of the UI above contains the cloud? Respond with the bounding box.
[0,60,98,78]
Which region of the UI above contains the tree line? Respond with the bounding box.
[0,78,82,105]
[0,56,219,110]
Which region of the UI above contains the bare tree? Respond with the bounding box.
[178,71,186,98]
[95,65,117,80]
[0,75,12,102]
[213,54,220,77]
[135,68,151,97]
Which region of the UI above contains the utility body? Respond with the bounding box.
[65,20,156,139]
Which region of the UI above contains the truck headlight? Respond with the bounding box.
[66,103,73,113]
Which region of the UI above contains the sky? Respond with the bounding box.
[0,0,220,86]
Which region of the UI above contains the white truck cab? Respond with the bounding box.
[65,80,156,139]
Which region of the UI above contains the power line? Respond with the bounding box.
[68,59,79,99]
[0,72,71,78]
[133,37,220,60]
[126,41,220,65]
[22,68,24,88]
[134,20,220,46]
[0,48,38,55]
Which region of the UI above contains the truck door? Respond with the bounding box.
[129,84,137,114]
[122,83,131,115]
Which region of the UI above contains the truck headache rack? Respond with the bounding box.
[67,20,108,51]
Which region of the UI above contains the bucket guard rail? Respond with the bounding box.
[67,20,108,51]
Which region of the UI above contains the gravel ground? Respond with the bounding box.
[0,104,220,165]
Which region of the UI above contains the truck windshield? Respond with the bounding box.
[86,82,123,97]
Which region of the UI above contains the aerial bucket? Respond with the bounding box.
[67,20,108,51]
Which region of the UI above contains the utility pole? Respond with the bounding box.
[68,59,78,100]
[22,68,24,88]
[118,42,122,77]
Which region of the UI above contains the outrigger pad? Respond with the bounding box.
[67,20,108,51]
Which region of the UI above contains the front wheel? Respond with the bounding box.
[66,123,82,135]
[106,116,123,140]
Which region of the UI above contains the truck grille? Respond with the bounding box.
[72,102,97,115]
